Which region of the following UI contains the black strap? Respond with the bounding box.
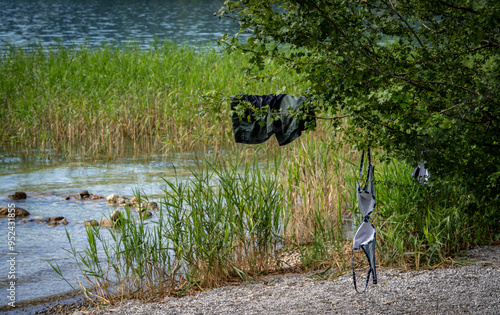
[352,250,372,294]
[354,148,376,293]
[358,148,372,189]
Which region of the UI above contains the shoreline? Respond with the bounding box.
[37,244,500,315]
[0,290,87,315]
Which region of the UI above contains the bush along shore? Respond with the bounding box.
[3,42,497,307]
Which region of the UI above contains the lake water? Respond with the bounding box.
[0,152,207,307]
[0,0,239,50]
[0,0,242,308]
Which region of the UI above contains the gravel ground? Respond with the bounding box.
[73,245,500,315]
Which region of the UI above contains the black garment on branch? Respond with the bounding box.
[231,94,315,146]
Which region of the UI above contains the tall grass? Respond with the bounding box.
[280,131,354,271]
[373,157,499,270]
[53,151,287,304]
[0,42,304,157]
[52,128,499,304]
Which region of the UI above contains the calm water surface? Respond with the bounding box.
[0,0,238,49]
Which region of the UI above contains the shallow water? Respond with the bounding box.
[0,152,204,306]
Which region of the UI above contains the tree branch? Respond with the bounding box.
[435,0,479,14]
[384,0,425,49]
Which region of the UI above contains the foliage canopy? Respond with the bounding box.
[219,0,500,207]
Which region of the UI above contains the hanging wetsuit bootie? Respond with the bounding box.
[352,149,378,293]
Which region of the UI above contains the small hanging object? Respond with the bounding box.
[412,161,430,183]
[352,149,377,293]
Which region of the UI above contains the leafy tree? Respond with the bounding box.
[218,0,500,208]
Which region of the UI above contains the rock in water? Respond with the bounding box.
[84,220,99,227]
[8,192,27,200]
[110,210,122,222]
[47,216,68,226]
[100,218,112,227]
[75,190,91,200]
[140,211,153,219]
[106,194,119,203]
[0,207,30,218]
[149,202,159,210]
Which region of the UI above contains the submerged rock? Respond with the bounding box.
[117,197,130,207]
[74,190,91,200]
[84,220,99,227]
[47,216,65,222]
[8,192,27,200]
[139,211,153,219]
[100,218,113,227]
[21,218,46,223]
[70,190,104,200]
[100,210,125,228]
[20,216,67,225]
[110,210,122,222]
[0,206,30,218]
[135,201,159,212]
[47,217,69,226]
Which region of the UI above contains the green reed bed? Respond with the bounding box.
[53,151,287,304]
[0,42,303,157]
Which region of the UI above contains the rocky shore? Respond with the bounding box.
[1,190,158,228]
[30,244,499,315]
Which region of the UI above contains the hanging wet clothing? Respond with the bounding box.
[230,94,315,146]
[352,149,378,293]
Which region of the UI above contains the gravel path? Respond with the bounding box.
[76,245,500,315]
